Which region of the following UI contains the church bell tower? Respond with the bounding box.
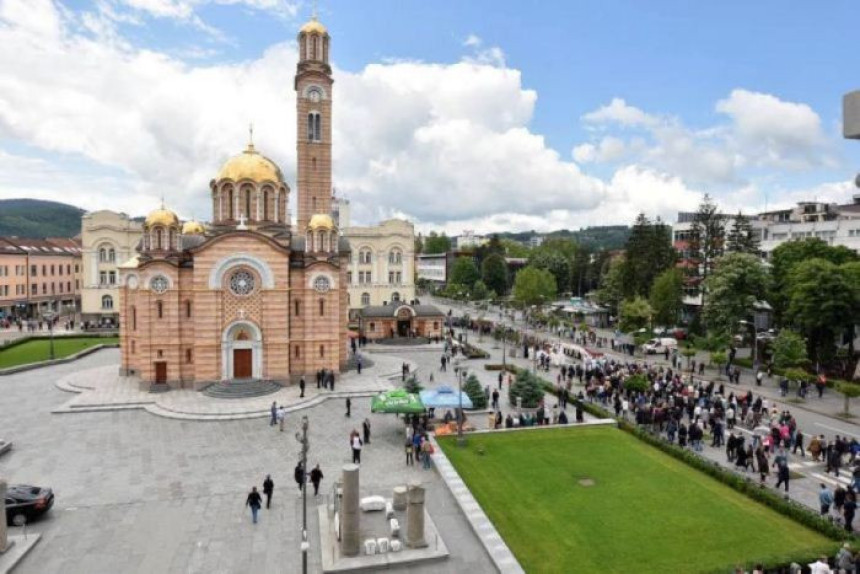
[295,14,333,236]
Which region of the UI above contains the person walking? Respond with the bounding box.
[820,483,834,516]
[263,475,274,509]
[774,448,790,493]
[846,492,858,532]
[421,435,433,470]
[405,438,414,466]
[362,418,371,445]
[310,464,324,496]
[269,401,277,427]
[277,406,286,432]
[357,356,363,375]
[491,389,499,411]
[299,376,306,398]
[294,462,305,493]
[345,397,351,417]
[246,486,262,524]
[351,431,363,464]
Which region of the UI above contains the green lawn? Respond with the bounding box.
[438,426,837,574]
[0,337,118,369]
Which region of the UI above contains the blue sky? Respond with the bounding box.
[2,0,859,232]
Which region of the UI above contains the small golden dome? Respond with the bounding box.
[182,220,205,235]
[300,16,327,35]
[145,207,179,228]
[308,213,336,231]
[216,143,284,183]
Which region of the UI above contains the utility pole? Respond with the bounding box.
[295,416,310,574]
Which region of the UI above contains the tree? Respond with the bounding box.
[470,280,491,301]
[710,350,727,379]
[702,252,769,339]
[450,257,480,287]
[481,253,509,296]
[687,194,726,321]
[621,213,676,299]
[771,329,808,370]
[836,381,860,416]
[619,296,653,333]
[623,374,649,393]
[649,268,683,327]
[786,258,860,365]
[423,231,452,254]
[725,211,759,255]
[528,250,571,294]
[570,245,592,297]
[596,256,625,314]
[463,373,488,409]
[508,370,544,408]
[770,238,858,323]
[500,238,530,258]
[513,266,557,307]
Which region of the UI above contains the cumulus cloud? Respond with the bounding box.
[582,97,658,129]
[572,136,627,164]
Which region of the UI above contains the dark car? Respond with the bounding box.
[5,485,54,525]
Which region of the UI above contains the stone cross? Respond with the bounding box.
[237,214,248,229]
[237,309,246,319]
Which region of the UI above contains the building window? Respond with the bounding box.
[109,271,116,285]
[185,300,192,318]
[131,340,135,354]
[294,300,301,316]
[186,349,193,364]
[101,295,113,309]
[150,276,168,294]
[313,276,331,293]
[307,112,321,142]
[100,271,107,285]
[31,284,36,295]
[295,345,301,358]
[433,322,439,330]
[347,271,352,284]
[109,249,116,262]
[156,301,163,319]
[67,281,71,292]
[132,306,137,330]
[319,344,325,358]
[392,292,401,302]
[359,249,371,264]
[369,322,375,332]
[361,292,370,306]
[99,248,106,262]
[319,299,325,316]
[389,249,402,264]
[229,270,255,296]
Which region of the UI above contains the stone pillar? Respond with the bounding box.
[392,486,407,511]
[340,464,360,556]
[406,481,427,548]
[0,478,9,553]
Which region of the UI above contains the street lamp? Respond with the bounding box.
[295,415,310,574]
[739,320,757,370]
[454,360,466,447]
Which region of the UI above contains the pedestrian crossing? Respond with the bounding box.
[788,460,854,487]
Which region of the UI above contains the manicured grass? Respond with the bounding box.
[0,337,118,369]
[438,426,838,574]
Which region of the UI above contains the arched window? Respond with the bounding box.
[307,113,321,142]
[156,301,163,319]
[389,249,402,264]
[319,344,324,358]
[318,231,326,252]
[319,299,325,316]
[169,228,176,250]
[99,248,106,262]
[244,188,252,220]
[294,300,301,316]
[392,292,401,302]
[101,295,113,309]
[361,292,370,306]
[185,300,192,318]
[132,306,137,330]
[154,228,163,250]
[262,190,270,220]
[360,249,371,265]
[227,187,234,220]
[109,248,116,262]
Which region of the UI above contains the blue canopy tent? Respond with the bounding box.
[419,385,474,410]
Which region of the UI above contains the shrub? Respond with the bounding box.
[508,370,544,408]
[404,376,422,394]
[483,364,518,373]
[623,374,649,393]
[463,373,488,409]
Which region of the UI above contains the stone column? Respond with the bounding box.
[392,486,407,511]
[340,464,360,556]
[406,481,427,548]
[0,478,9,553]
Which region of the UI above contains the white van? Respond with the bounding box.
[642,337,678,354]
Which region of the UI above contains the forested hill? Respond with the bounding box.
[0,199,85,238]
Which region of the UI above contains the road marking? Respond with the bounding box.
[811,472,851,487]
[814,423,860,439]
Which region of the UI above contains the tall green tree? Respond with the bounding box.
[725,211,759,255]
[687,194,726,322]
[513,266,557,307]
[771,329,808,370]
[423,231,452,254]
[481,253,509,296]
[619,296,653,333]
[621,213,675,298]
[596,256,625,314]
[702,252,769,339]
[786,258,860,365]
[449,257,480,287]
[649,268,683,327]
[569,245,592,297]
[769,238,858,323]
[528,250,571,294]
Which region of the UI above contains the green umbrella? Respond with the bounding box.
[370,389,425,414]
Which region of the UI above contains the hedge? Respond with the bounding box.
[529,369,852,544]
[483,364,519,373]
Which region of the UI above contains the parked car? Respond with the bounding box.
[642,337,678,355]
[5,485,54,525]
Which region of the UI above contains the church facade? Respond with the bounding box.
[118,16,348,389]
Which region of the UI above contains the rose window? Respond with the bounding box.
[150,276,168,294]
[229,270,256,296]
[313,276,331,293]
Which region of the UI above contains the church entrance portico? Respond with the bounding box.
[222,321,263,381]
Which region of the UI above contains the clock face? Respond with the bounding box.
[308,89,321,102]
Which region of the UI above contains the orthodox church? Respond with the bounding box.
[118,15,349,388]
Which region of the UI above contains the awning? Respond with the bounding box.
[370,389,425,414]
[419,385,474,409]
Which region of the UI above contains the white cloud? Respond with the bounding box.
[463,34,481,48]
[582,97,658,128]
[572,136,626,164]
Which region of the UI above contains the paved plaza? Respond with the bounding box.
[0,349,497,574]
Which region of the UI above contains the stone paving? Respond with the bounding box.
[0,350,497,574]
[52,350,415,421]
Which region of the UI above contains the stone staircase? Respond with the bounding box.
[200,379,284,399]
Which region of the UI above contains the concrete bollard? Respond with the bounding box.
[406,481,427,548]
[392,486,408,511]
[0,478,9,553]
[340,464,360,557]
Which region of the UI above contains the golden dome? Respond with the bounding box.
[300,16,327,35]
[216,143,284,183]
[145,207,179,228]
[308,213,336,231]
[182,220,205,235]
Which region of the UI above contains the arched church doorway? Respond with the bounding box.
[222,321,263,380]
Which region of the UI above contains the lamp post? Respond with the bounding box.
[454,360,466,447]
[739,320,757,370]
[295,415,310,574]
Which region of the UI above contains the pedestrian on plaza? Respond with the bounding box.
[820,483,834,515]
[357,356,363,375]
[299,376,306,398]
[421,435,433,470]
[345,397,351,417]
[756,447,770,485]
[263,475,274,509]
[316,369,322,389]
[310,464,324,496]
[491,389,499,411]
[774,448,790,493]
[246,486,262,524]
[269,401,277,426]
[294,462,305,493]
[793,429,806,457]
[809,435,823,462]
[498,371,503,390]
[698,362,705,376]
[836,485,847,515]
[362,418,371,444]
[836,543,854,571]
[278,406,286,432]
[405,438,414,465]
[845,492,858,532]
[351,431,363,464]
